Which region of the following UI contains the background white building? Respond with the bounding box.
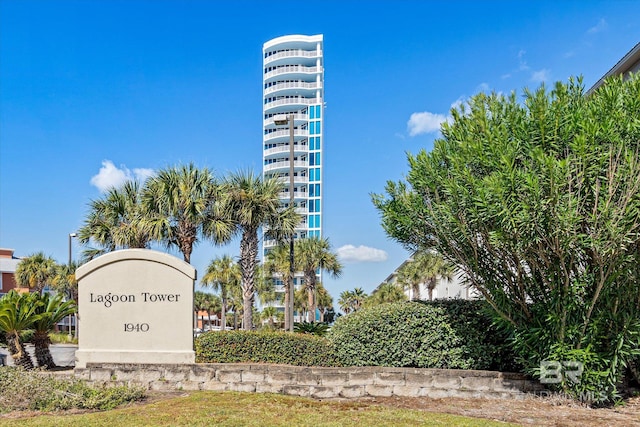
[262,34,324,313]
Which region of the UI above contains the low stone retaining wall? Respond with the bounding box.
[74,363,545,399]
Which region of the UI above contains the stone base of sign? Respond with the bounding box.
[76,350,195,369]
[73,363,546,399]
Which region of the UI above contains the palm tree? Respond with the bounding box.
[201,255,241,332]
[14,252,58,293]
[77,180,151,260]
[51,261,80,337]
[31,293,76,369]
[295,237,342,322]
[264,244,295,330]
[294,287,309,320]
[338,290,354,315]
[142,163,233,264]
[350,287,368,311]
[0,291,39,369]
[260,306,279,328]
[223,170,299,330]
[338,287,368,314]
[365,282,407,307]
[397,251,454,301]
[194,291,209,330]
[315,283,333,323]
[204,294,222,330]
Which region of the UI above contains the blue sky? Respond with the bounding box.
[1,0,639,303]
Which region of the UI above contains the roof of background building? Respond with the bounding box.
[587,42,640,95]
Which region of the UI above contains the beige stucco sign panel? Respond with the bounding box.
[75,249,196,368]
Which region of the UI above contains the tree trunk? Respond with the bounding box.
[221,300,227,331]
[284,280,290,331]
[239,229,258,330]
[6,332,34,370]
[33,331,56,369]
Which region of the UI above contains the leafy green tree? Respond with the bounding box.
[372,75,640,402]
[77,180,151,260]
[201,255,241,332]
[143,163,233,264]
[0,291,39,369]
[295,237,342,322]
[14,252,57,293]
[31,293,76,369]
[365,282,407,307]
[397,251,454,301]
[222,170,299,330]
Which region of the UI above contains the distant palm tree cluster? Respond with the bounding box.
[75,163,343,330]
[338,250,454,314]
[7,164,455,337]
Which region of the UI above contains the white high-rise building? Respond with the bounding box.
[262,34,324,315]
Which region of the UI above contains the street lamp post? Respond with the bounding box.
[274,114,296,333]
[68,233,77,338]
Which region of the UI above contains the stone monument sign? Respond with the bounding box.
[75,249,196,368]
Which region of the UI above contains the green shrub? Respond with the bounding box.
[49,331,78,345]
[293,322,329,336]
[0,367,145,412]
[195,330,339,366]
[327,300,515,370]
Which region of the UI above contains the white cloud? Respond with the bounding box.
[407,111,448,136]
[337,245,388,263]
[90,160,155,192]
[517,49,530,71]
[587,18,607,34]
[475,82,490,92]
[501,73,511,79]
[450,99,463,110]
[133,168,156,182]
[531,68,550,83]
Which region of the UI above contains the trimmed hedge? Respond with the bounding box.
[327,300,517,371]
[195,330,339,366]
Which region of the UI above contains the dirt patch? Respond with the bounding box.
[359,394,640,426]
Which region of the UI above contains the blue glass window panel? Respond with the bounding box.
[315,199,320,212]
[309,185,315,197]
[309,202,315,213]
[316,137,321,150]
[315,184,320,196]
[309,173,315,182]
[308,216,314,228]
[309,137,314,151]
[315,215,320,228]
[309,108,315,119]
[315,153,321,165]
[316,106,321,118]
[310,125,315,135]
[315,168,321,181]
[309,153,315,166]
[315,122,321,134]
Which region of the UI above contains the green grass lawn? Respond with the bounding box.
[0,391,517,426]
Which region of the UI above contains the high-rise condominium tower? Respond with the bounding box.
[262,34,324,310]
